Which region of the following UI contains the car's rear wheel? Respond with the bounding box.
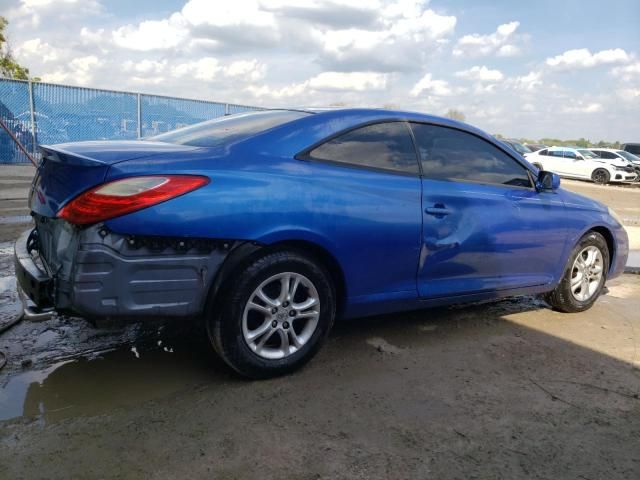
[207,250,336,378]
[545,231,609,313]
[532,162,543,170]
[591,168,610,185]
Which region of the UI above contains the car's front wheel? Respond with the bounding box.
[591,168,610,185]
[207,250,336,378]
[545,231,609,313]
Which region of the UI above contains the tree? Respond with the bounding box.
[445,109,466,122]
[0,16,37,80]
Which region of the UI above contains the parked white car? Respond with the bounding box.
[524,146,637,184]
[589,148,640,178]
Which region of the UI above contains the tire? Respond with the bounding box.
[545,231,609,313]
[532,163,543,170]
[591,168,610,185]
[207,250,336,378]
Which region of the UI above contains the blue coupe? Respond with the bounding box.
[15,108,629,378]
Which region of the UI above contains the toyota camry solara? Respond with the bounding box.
[15,108,629,378]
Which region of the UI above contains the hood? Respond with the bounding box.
[592,157,629,168]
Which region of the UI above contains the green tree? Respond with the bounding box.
[0,16,37,80]
[445,108,466,122]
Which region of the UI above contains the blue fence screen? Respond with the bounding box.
[0,78,263,164]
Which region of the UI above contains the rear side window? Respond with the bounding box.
[306,122,419,174]
[410,123,532,188]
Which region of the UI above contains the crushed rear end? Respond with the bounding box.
[15,142,233,321]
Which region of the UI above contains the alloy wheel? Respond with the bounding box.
[570,246,604,301]
[242,272,320,360]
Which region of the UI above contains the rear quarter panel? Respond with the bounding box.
[104,145,423,300]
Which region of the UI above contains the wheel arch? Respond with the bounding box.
[206,238,347,319]
[589,225,615,272]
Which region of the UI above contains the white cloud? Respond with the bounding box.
[318,6,456,71]
[453,21,522,57]
[611,62,640,81]
[15,38,60,62]
[246,70,388,102]
[455,66,504,82]
[41,55,100,85]
[123,59,168,75]
[171,58,220,81]
[7,0,102,28]
[546,48,632,70]
[308,72,388,91]
[561,103,603,114]
[509,71,543,92]
[112,14,188,51]
[104,0,455,73]
[411,73,457,96]
[224,60,267,81]
[617,88,640,101]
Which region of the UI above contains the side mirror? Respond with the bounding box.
[536,170,560,191]
[576,155,584,160]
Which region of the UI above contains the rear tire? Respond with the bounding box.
[545,231,609,313]
[532,163,543,170]
[207,250,336,379]
[591,168,610,185]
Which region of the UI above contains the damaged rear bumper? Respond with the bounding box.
[14,217,236,321]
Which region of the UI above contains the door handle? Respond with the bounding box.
[425,205,452,216]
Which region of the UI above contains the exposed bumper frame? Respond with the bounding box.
[14,222,238,321]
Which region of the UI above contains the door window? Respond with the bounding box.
[410,123,532,188]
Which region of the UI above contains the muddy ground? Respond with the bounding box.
[1,166,639,479]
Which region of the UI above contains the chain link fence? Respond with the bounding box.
[0,77,264,164]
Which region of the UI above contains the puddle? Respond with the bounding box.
[0,344,225,424]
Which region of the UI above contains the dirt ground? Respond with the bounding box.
[1,165,639,479]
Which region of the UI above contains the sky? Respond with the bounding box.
[2,0,639,141]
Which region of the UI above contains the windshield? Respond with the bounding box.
[149,110,310,147]
[505,141,530,154]
[617,150,640,162]
[511,142,529,154]
[578,149,597,159]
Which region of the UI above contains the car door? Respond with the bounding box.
[409,123,568,298]
[541,149,563,175]
[562,150,588,178]
[301,121,423,304]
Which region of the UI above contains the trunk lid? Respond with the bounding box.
[29,141,201,217]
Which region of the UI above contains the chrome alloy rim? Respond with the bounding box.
[242,272,320,360]
[570,246,604,301]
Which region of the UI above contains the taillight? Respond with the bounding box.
[58,175,209,225]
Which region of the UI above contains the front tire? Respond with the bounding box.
[207,250,336,378]
[545,231,609,313]
[591,168,610,185]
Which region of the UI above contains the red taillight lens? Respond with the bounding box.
[58,175,209,225]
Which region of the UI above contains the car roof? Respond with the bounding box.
[299,107,482,133]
